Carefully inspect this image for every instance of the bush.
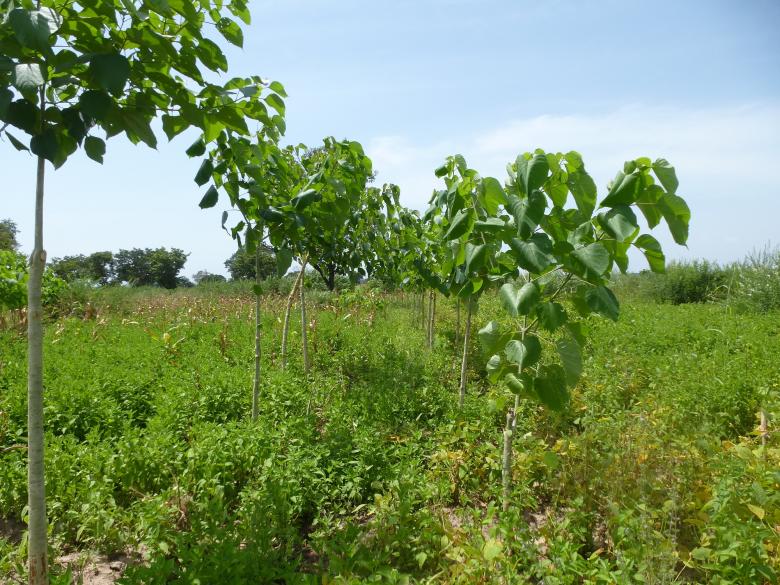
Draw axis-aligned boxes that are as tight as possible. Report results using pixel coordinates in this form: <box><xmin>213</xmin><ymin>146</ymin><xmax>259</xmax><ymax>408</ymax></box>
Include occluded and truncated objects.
<box><xmin>727</xmin><ymin>246</ymin><xmax>780</xmax><ymax>311</ymax></box>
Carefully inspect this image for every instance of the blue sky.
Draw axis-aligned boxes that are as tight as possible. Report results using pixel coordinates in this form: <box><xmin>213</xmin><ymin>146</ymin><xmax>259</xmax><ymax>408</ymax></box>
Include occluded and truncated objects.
<box><xmin>3</xmin><ymin>0</ymin><xmax>779</xmax><ymax>278</ymax></box>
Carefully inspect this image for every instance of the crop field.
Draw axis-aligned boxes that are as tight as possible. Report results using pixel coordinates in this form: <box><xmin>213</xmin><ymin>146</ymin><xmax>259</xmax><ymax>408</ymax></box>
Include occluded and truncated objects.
<box><xmin>1</xmin><ymin>287</ymin><xmax>778</xmax><ymax>584</ymax></box>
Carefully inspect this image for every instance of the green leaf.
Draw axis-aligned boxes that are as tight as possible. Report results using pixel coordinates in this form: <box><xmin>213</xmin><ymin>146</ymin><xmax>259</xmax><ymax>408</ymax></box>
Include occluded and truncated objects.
<box><xmin>534</xmin><ymin>364</ymin><xmax>569</xmax><ymax>411</ymax></box>
<box><xmin>597</xmin><ymin>206</ymin><xmax>638</xmax><ymax>242</ymax></box>
<box><xmin>657</xmin><ymin>193</ymin><xmax>690</xmax><ymax>245</ymax></box>
<box><xmin>482</xmin><ymin>539</ymin><xmax>502</xmax><ymax>562</ymax></box>
<box><xmin>84</xmin><ymin>136</ymin><xmax>105</xmax><ymax>163</ymax></box>
<box><xmin>634</xmin><ymin>234</ymin><xmax>665</xmax><ymax>273</ymax></box>
<box><xmin>516</xmin><ymin>153</ymin><xmax>549</xmax><ymax>195</ymax></box>
<box><xmin>507</xmin><ymin>190</ymin><xmax>547</xmax><ymax>239</ymax></box>
<box><xmin>30</xmin><ymin>128</ymin><xmax>58</xmax><ymax>162</ymax></box>
<box><xmin>194</xmin><ymin>159</ymin><xmax>213</xmax><ymax>186</ymax></box>
<box><xmin>478</xmin><ymin>321</ymin><xmax>506</xmax><ymax>355</ymax></box>
<box><xmin>5</xmin><ymin>99</ymin><xmax>38</xmax><ymax>133</ymax></box>
<box><xmin>13</xmin><ymin>63</ymin><xmax>45</xmax><ymax>93</ymax></box>
<box><xmin>536</xmin><ymin>302</ymin><xmax>567</xmax><ymax>332</ymax></box>
<box><xmin>481</xmin><ymin>176</ymin><xmax>505</xmax><ymax>215</ymax></box>
<box><xmin>505</xmin><ymin>335</ymin><xmax>542</xmax><ymax>372</ymax></box>
<box><xmin>120</xmin><ymin>109</ymin><xmax>157</xmax><ymax>148</ymax></box>
<box><xmin>584</xmin><ymin>285</ymin><xmax>619</xmax><ymax>321</ymax></box>
<box><xmin>571</xmin><ymin>242</ymin><xmax>609</xmax><ymax>279</ymax></box>
<box><xmin>5</xmin><ymin>131</ymin><xmax>29</xmax><ymax>151</ymax></box>
<box><xmin>9</xmin><ymin>8</ymin><xmax>53</xmax><ymax>51</ymax></box>
<box><xmin>78</xmin><ymin>91</ymin><xmax>113</xmax><ymax>121</ymax></box>
<box><xmin>186</xmin><ymin>138</ymin><xmax>206</xmax><ymax>157</ymax></box>
<box><xmin>89</xmin><ymin>54</ymin><xmax>131</xmax><ymax>95</ymax></box>
<box><xmin>509</xmin><ymin>233</ymin><xmax>556</xmax><ymax>274</ymax></box>
<box><xmin>276</xmin><ymin>248</ymin><xmax>293</xmax><ymax>277</ymax></box>
<box><xmin>199</xmin><ymin>185</ymin><xmax>218</xmax><ymax>209</ymax></box>
<box><xmin>567</xmin><ymin>167</ymin><xmax>597</xmax><ymax>219</ymax></box>
<box><xmin>291</xmin><ymin>188</ymin><xmax>321</xmax><ymax>210</ymax></box>
<box><xmin>216</xmin><ymin>17</ymin><xmax>244</xmax><ymax>47</ymax></box>
<box><xmin>499</xmin><ymin>281</ymin><xmax>539</xmax><ymax>317</ymax></box>
<box><xmin>443</xmin><ymin>208</ymin><xmax>473</xmax><ymax>241</ymax></box>
<box><xmin>486</xmin><ymin>354</ymin><xmax>506</xmax><ymax>383</ymax></box>
<box><xmin>556</xmin><ymin>337</ymin><xmax>582</xmax><ymax>386</ymax></box>
<box><xmin>265</xmin><ymin>93</ymin><xmax>285</xmax><ymax>116</ymax></box>
<box><xmin>601</xmin><ymin>170</ymin><xmax>641</xmax><ymax>207</ymax></box>
<box><xmin>652</xmin><ymin>158</ymin><xmax>678</xmax><ymax>193</ymax></box>
<box><xmin>464</xmin><ymin>243</ymin><xmax>487</xmax><ymax>274</ymax></box>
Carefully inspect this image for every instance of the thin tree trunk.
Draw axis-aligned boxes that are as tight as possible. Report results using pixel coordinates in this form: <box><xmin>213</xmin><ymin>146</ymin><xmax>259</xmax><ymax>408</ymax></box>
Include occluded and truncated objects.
<box><xmin>420</xmin><ymin>291</ymin><xmax>426</xmax><ymax>330</ymax></box>
<box><xmin>251</xmin><ymin>248</ymin><xmax>261</xmax><ymax>421</ymax></box>
<box><xmin>281</xmin><ymin>267</ymin><xmax>304</xmax><ymax>370</ymax></box>
<box><xmin>299</xmin><ymin>256</ymin><xmax>310</xmax><ymax>374</ymax></box>
<box><xmin>501</xmin><ymin>395</ymin><xmax>520</xmax><ymax>512</ymax></box>
<box><xmin>455</xmin><ymin>298</ymin><xmax>461</xmax><ymax>346</ymax></box>
<box><xmin>428</xmin><ymin>290</ymin><xmax>436</xmax><ymax>348</ymax></box>
<box><xmin>458</xmin><ymin>299</ymin><xmax>472</xmax><ymax>409</ymax></box>
<box><xmin>28</xmin><ymin>85</ymin><xmax>48</xmax><ymax>585</ymax></box>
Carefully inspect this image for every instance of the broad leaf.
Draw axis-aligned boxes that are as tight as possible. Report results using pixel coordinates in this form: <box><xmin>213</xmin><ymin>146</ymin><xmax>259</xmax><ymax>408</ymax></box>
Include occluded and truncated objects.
<box><xmin>89</xmin><ymin>54</ymin><xmax>131</xmax><ymax>95</ymax></box>
<box><xmin>199</xmin><ymin>185</ymin><xmax>219</xmax><ymax>209</ymax></box>
<box><xmin>584</xmin><ymin>285</ymin><xmax>619</xmax><ymax>321</ymax></box>
<box><xmin>597</xmin><ymin>206</ymin><xmax>638</xmax><ymax>242</ymax></box>
<box><xmin>84</xmin><ymin>136</ymin><xmax>106</xmax><ymax>163</ymax></box>
<box><xmin>516</xmin><ymin>153</ymin><xmax>549</xmax><ymax>196</ymax></box>
<box><xmin>536</xmin><ymin>302</ymin><xmax>567</xmax><ymax>332</ymax></box>
<box><xmin>534</xmin><ymin>364</ymin><xmax>569</xmax><ymax>410</ymax></box>
<box><xmin>556</xmin><ymin>337</ymin><xmax>582</xmax><ymax>386</ymax></box>
<box><xmin>571</xmin><ymin>242</ymin><xmax>609</xmax><ymax>279</ymax></box>
<box><xmin>509</xmin><ymin>233</ymin><xmax>556</xmax><ymax>274</ymax></box>
<box><xmin>13</xmin><ymin>63</ymin><xmax>45</xmax><ymax>93</ymax></box>
<box><xmin>499</xmin><ymin>281</ymin><xmax>539</xmax><ymax>317</ymax></box>
<box><xmin>652</xmin><ymin>158</ymin><xmax>678</xmax><ymax>193</ymax></box>
<box><xmin>481</xmin><ymin>176</ymin><xmax>505</xmax><ymax>215</ymax></box>
<box><xmin>194</xmin><ymin>159</ymin><xmax>213</xmax><ymax>186</ymax></box>
<box><xmin>505</xmin><ymin>335</ymin><xmax>542</xmax><ymax>372</ymax></box>
<box><xmin>443</xmin><ymin>208</ymin><xmax>474</xmax><ymax>240</ymax></box>
<box><xmin>507</xmin><ymin>190</ymin><xmax>546</xmax><ymax>239</ymax></box>
<box><xmin>601</xmin><ymin>170</ymin><xmax>641</xmax><ymax>207</ymax></box>
<box><xmin>657</xmin><ymin>193</ymin><xmax>690</xmax><ymax>245</ymax></box>
<box><xmin>634</xmin><ymin>234</ymin><xmax>665</xmax><ymax>273</ymax></box>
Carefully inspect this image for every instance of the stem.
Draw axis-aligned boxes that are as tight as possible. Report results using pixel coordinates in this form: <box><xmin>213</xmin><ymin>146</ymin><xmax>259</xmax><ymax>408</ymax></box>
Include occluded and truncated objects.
<box><xmin>501</xmin><ymin>395</ymin><xmax>520</xmax><ymax>512</ymax></box>
<box><xmin>300</xmin><ymin>256</ymin><xmax>310</xmax><ymax>374</ymax></box>
<box><xmin>455</xmin><ymin>298</ymin><xmax>461</xmax><ymax>346</ymax></box>
<box><xmin>281</xmin><ymin>267</ymin><xmax>304</xmax><ymax>370</ymax></box>
<box><xmin>458</xmin><ymin>299</ymin><xmax>473</xmax><ymax>409</ymax></box>
<box><xmin>251</xmin><ymin>247</ymin><xmax>261</xmax><ymax>421</ymax></box>
<box><xmin>427</xmin><ymin>290</ymin><xmax>435</xmax><ymax>348</ymax></box>
<box><xmin>28</xmin><ymin>84</ymin><xmax>48</xmax><ymax>585</ymax></box>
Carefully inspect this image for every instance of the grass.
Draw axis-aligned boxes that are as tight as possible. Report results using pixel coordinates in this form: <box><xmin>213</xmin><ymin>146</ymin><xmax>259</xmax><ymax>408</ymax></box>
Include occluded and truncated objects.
<box><xmin>0</xmin><ymin>286</ymin><xmax>778</xmax><ymax>583</ymax></box>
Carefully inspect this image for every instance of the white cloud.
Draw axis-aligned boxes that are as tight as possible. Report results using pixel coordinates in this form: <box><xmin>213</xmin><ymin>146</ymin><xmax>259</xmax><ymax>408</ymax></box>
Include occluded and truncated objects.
<box><xmin>367</xmin><ymin>103</ymin><xmax>780</xmax><ymax>263</ymax></box>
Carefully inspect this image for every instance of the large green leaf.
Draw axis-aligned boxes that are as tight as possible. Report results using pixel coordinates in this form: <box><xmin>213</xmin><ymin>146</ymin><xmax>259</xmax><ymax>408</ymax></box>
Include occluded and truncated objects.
<box><xmin>516</xmin><ymin>153</ymin><xmax>549</xmax><ymax>195</ymax></box>
<box><xmin>89</xmin><ymin>54</ymin><xmax>131</xmax><ymax>95</ymax></box>
<box><xmin>481</xmin><ymin>176</ymin><xmax>505</xmax><ymax>215</ymax></box>
<box><xmin>464</xmin><ymin>243</ymin><xmax>487</xmax><ymax>274</ymax></box>
<box><xmin>9</xmin><ymin>8</ymin><xmax>54</xmax><ymax>51</ymax></box>
<box><xmin>121</xmin><ymin>110</ymin><xmax>157</xmax><ymax>148</ymax></box>
<box><xmin>194</xmin><ymin>159</ymin><xmax>213</xmax><ymax>186</ymax></box>
<box><xmin>78</xmin><ymin>90</ymin><xmax>113</xmax><ymax>121</ymax></box>
<box><xmin>556</xmin><ymin>337</ymin><xmax>582</xmax><ymax>386</ymax></box>
<box><xmin>571</xmin><ymin>242</ymin><xmax>609</xmax><ymax>279</ymax></box>
<box><xmin>509</xmin><ymin>233</ymin><xmax>556</xmax><ymax>274</ymax></box>
<box><xmin>652</xmin><ymin>158</ymin><xmax>678</xmax><ymax>193</ymax></box>
<box><xmin>567</xmin><ymin>167</ymin><xmax>597</xmax><ymax>219</ymax></box>
<box><xmin>478</xmin><ymin>321</ymin><xmax>507</xmax><ymax>355</ymax></box>
<box><xmin>584</xmin><ymin>285</ymin><xmax>619</xmax><ymax>321</ymax></box>
<box><xmin>507</xmin><ymin>190</ymin><xmax>546</xmax><ymax>239</ymax></box>
<box><xmin>13</xmin><ymin>63</ymin><xmax>45</xmax><ymax>93</ymax></box>
<box><xmin>534</xmin><ymin>364</ymin><xmax>569</xmax><ymax>411</ymax></box>
<box><xmin>84</xmin><ymin>136</ymin><xmax>106</xmax><ymax>164</ymax></box>
<box><xmin>634</xmin><ymin>234</ymin><xmax>665</xmax><ymax>273</ymax></box>
<box><xmin>30</xmin><ymin>128</ymin><xmax>58</xmax><ymax>163</ymax></box>
<box><xmin>601</xmin><ymin>170</ymin><xmax>641</xmax><ymax>207</ymax></box>
<box><xmin>597</xmin><ymin>206</ymin><xmax>639</xmax><ymax>242</ymax></box>
<box><xmin>499</xmin><ymin>281</ymin><xmax>539</xmax><ymax>317</ymax></box>
<box><xmin>657</xmin><ymin>193</ymin><xmax>690</xmax><ymax>245</ymax></box>
<box><xmin>198</xmin><ymin>185</ymin><xmax>218</xmax><ymax>209</ymax></box>
<box><xmin>443</xmin><ymin>208</ymin><xmax>473</xmax><ymax>241</ymax></box>
<box><xmin>276</xmin><ymin>248</ymin><xmax>293</xmax><ymax>276</ymax></box>
<box><xmin>505</xmin><ymin>335</ymin><xmax>542</xmax><ymax>372</ymax></box>
<box><xmin>216</xmin><ymin>17</ymin><xmax>244</xmax><ymax>47</ymax></box>
<box><xmin>291</xmin><ymin>188</ymin><xmax>321</xmax><ymax>210</ymax></box>
<box><xmin>536</xmin><ymin>301</ymin><xmax>567</xmax><ymax>332</ymax></box>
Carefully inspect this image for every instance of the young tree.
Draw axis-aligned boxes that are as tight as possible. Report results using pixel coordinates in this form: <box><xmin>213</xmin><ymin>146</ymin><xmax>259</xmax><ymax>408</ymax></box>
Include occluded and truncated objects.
<box><xmin>0</xmin><ymin>2</ymin><xmax>282</xmax><ymax>581</ymax></box>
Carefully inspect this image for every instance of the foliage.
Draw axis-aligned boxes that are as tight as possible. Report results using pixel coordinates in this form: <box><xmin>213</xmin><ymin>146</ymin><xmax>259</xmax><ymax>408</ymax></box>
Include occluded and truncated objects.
<box><xmin>224</xmin><ymin>245</ymin><xmax>276</xmax><ymax>281</ymax></box>
<box><xmin>192</xmin><ymin>270</ymin><xmax>226</xmax><ymax>285</ymax></box>
<box><xmin>0</xmin><ymin>249</ymin><xmax>66</xmax><ymax>311</ymax></box>
<box><xmin>113</xmin><ymin>247</ymin><xmax>188</xmax><ymax>289</ymax></box>
<box><xmin>0</xmin><ymin>289</ymin><xmax>777</xmax><ymax>583</ymax></box>
<box><xmin>0</xmin><ymin>219</ymin><xmax>19</xmax><ymax>251</ymax></box>
<box><xmin>49</xmin><ymin>251</ymin><xmax>114</xmax><ymax>284</ymax></box>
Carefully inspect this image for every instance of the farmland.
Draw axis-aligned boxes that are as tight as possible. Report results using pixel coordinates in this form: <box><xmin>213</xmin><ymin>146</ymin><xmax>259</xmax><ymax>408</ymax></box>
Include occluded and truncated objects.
<box><xmin>1</xmin><ymin>285</ymin><xmax>778</xmax><ymax>583</ymax></box>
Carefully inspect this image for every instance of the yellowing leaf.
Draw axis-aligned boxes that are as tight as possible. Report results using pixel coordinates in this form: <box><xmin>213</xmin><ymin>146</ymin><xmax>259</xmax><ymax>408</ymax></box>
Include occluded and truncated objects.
<box><xmin>747</xmin><ymin>504</ymin><xmax>765</xmax><ymax>520</ymax></box>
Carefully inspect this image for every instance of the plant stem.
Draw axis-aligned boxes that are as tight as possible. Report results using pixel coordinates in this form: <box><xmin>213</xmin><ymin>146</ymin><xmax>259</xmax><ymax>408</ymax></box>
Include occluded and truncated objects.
<box><xmin>300</xmin><ymin>256</ymin><xmax>310</xmax><ymax>374</ymax></box>
<box><xmin>458</xmin><ymin>299</ymin><xmax>472</xmax><ymax>409</ymax></box>
<box><xmin>251</xmin><ymin>246</ymin><xmax>261</xmax><ymax>421</ymax></box>
<box><xmin>502</xmin><ymin>394</ymin><xmax>520</xmax><ymax>512</ymax></box>
<box><xmin>28</xmin><ymin>84</ymin><xmax>48</xmax><ymax>585</ymax></box>
<box><xmin>455</xmin><ymin>298</ymin><xmax>461</xmax><ymax>346</ymax></box>
<box><xmin>281</xmin><ymin>267</ymin><xmax>304</xmax><ymax>370</ymax></box>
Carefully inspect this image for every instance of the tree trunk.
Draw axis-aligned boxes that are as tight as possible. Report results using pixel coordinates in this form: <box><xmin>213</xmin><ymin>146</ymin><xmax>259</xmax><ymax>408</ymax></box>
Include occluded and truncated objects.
<box><xmin>28</xmin><ymin>102</ymin><xmax>48</xmax><ymax>585</ymax></box>
<box><xmin>427</xmin><ymin>290</ymin><xmax>436</xmax><ymax>348</ymax></box>
<box><xmin>458</xmin><ymin>299</ymin><xmax>472</xmax><ymax>409</ymax></box>
<box><xmin>300</xmin><ymin>257</ymin><xmax>310</xmax><ymax>374</ymax></box>
<box><xmin>455</xmin><ymin>298</ymin><xmax>461</xmax><ymax>346</ymax></box>
<box><xmin>420</xmin><ymin>291</ymin><xmax>426</xmax><ymax>330</ymax></box>
<box><xmin>281</xmin><ymin>267</ymin><xmax>304</xmax><ymax>370</ymax></box>
<box><xmin>502</xmin><ymin>395</ymin><xmax>520</xmax><ymax>511</ymax></box>
<box><xmin>251</xmin><ymin>247</ymin><xmax>261</xmax><ymax>421</ymax></box>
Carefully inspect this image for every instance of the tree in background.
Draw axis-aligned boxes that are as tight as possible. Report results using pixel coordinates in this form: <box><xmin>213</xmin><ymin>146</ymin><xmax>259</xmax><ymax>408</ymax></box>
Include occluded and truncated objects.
<box><xmin>49</xmin><ymin>251</ymin><xmax>114</xmax><ymax>284</ymax></box>
<box><xmin>0</xmin><ymin>219</ymin><xmax>19</xmax><ymax>251</ymax></box>
<box><xmin>114</xmin><ymin>248</ymin><xmax>188</xmax><ymax>289</ymax></box>
<box><xmin>193</xmin><ymin>270</ymin><xmax>227</xmax><ymax>284</ymax></box>
<box><xmin>224</xmin><ymin>245</ymin><xmax>276</xmax><ymax>280</ymax></box>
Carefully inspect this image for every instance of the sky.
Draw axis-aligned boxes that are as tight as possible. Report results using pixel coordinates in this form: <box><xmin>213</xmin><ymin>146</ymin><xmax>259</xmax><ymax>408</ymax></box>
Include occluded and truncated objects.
<box><xmin>3</xmin><ymin>0</ymin><xmax>780</xmax><ymax>278</ymax></box>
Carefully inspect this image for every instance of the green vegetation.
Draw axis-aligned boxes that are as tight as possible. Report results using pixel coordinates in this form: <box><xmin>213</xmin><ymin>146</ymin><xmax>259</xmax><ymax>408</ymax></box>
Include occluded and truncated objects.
<box><xmin>0</xmin><ymin>285</ymin><xmax>777</xmax><ymax>583</ymax></box>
